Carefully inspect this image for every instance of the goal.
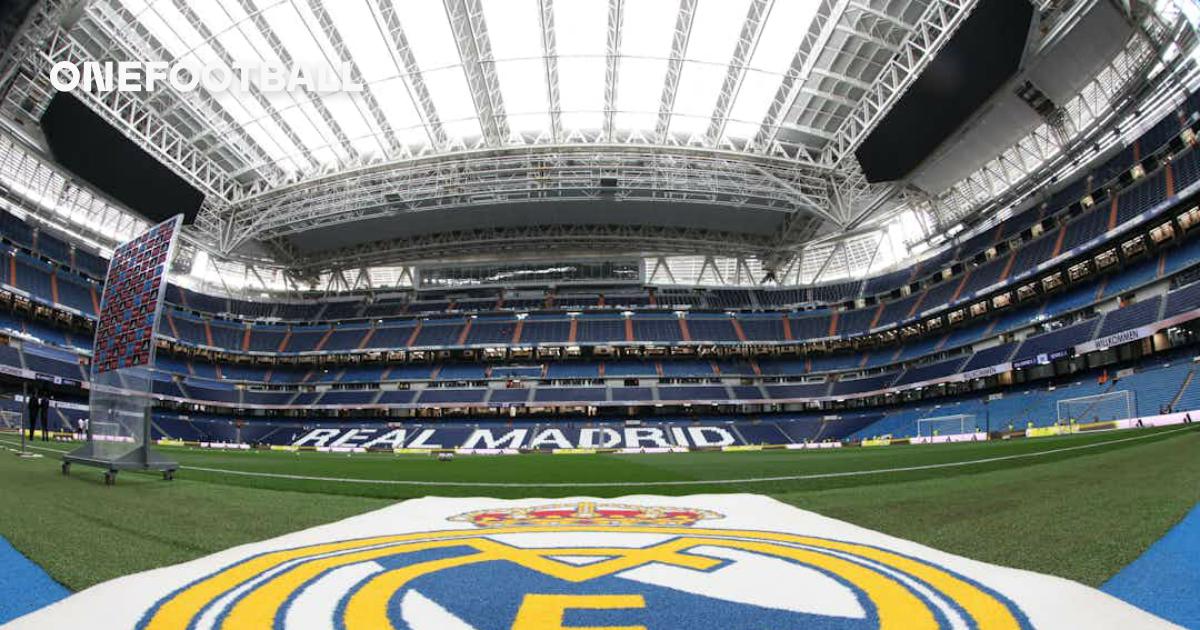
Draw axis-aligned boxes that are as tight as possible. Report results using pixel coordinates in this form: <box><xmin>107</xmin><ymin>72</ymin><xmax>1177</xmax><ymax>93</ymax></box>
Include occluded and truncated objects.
<box><xmin>0</xmin><ymin>409</ymin><xmax>20</xmax><ymax>430</ymax></box>
<box><xmin>1055</xmin><ymin>390</ymin><xmax>1135</xmax><ymax>425</ymax></box>
<box><xmin>916</xmin><ymin>414</ymin><xmax>978</xmax><ymax>437</ymax></box>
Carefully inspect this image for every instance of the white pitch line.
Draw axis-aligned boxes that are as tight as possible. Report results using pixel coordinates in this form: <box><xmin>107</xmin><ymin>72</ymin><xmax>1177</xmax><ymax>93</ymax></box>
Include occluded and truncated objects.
<box><xmin>5</xmin><ymin>426</ymin><xmax>1191</xmax><ymax>488</ymax></box>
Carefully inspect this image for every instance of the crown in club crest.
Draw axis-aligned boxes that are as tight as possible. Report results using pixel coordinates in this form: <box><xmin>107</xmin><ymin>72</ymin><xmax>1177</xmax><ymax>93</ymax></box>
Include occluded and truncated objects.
<box><xmin>449</xmin><ymin>502</ymin><xmax>723</xmax><ymax>528</ymax></box>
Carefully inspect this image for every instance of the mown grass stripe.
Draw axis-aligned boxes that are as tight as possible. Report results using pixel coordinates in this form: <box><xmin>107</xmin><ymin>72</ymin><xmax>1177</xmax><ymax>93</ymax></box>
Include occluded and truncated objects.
<box><xmin>5</xmin><ymin>426</ymin><xmax>1187</xmax><ymax>489</ymax></box>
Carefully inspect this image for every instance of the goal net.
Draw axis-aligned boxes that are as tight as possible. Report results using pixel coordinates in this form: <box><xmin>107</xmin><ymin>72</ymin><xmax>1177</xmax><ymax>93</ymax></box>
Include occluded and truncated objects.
<box><xmin>0</xmin><ymin>409</ymin><xmax>20</xmax><ymax>431</ymax></box>
<box><xmin>916</xmin><ymin>414</ymin><xmax>978</xmax><ymax>437</ymax></box>
<box><xmin>1055</xmin><ymin>390</ymin><xmax>1135</xmax><ymax>425</ymax></box>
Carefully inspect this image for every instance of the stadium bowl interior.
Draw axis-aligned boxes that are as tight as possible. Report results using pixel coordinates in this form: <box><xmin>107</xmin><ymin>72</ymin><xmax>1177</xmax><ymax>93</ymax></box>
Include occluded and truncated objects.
<box><xmin>0</xmin><ymin>0</ymin><xmax>1199</xmax><ymax>627</ymax></box>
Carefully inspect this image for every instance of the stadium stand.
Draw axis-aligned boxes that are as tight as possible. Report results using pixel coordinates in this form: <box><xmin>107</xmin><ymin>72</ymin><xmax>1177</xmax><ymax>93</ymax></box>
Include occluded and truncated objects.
<box><xmin>3</xmin><ymin>98</ymin><xmax>1200</xmax><ymax>447</ymax></box>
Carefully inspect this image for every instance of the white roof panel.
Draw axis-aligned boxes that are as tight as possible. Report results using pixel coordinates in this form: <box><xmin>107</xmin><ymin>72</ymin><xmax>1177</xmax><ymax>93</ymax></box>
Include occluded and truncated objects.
<box><xmin>98</xmin><ymin>0</ymin><xmax>835</xmax><ymax>181</ymax></box>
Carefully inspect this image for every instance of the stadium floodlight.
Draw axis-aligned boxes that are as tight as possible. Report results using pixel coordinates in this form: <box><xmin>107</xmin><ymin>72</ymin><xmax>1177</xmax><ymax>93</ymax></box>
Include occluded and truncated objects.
<box><xmin>916</xmin><ymin>414</ymin><xmax>978</xmax><ymax>438</ymax></box>
<box><xmin>1055</xmin><ymin>390</ymin><xmax>1136</xmax><ymax>426</ymax></box>
<box><xmin>62</xmin><ymin>216</ymin><xmax>184</xmax><ymax>485</ymax></box>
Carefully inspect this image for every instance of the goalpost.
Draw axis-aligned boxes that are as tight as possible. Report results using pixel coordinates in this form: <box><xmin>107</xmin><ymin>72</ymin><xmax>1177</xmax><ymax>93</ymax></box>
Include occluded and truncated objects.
<box><xmin>916</xmin><ymin>414</ymin><xmax>978</xmax><ymax>437</ymax></box>
<box><xmin>1055</xmin><ymin>390</ymin><xmax>1135</xmax><ymax>426</ymax></box>
<box><xmin>0</xmin><ymin>409</ymin><xmax>20</xmax><ymax>431</ymax></box>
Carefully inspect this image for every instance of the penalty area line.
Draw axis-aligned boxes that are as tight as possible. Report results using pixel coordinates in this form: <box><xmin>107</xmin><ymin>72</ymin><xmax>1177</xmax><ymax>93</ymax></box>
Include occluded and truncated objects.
<box><xmin>3</xmin><ymin>426</ymin><xmax>1190</xmax><ymax>488</ymax></box>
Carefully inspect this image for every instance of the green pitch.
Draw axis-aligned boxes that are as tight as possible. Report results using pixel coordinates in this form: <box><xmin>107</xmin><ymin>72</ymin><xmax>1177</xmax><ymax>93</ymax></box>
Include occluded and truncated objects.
<box><xmin>1</xmin><ymin>425</ymin><xmax>1197</xmax><ymax>593</ymax></box>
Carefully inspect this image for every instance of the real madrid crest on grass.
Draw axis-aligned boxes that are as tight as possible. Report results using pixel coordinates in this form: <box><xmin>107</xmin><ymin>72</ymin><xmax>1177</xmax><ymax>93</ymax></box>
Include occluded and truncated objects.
<box><xmin>8</xmin><ymin>495</ymin><xmax>1180</xmax><ymax>629</ymax></box>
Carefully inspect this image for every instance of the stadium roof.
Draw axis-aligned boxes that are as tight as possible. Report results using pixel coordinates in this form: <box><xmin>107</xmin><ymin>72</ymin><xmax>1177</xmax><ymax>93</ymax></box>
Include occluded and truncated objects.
<box><xmin>26</xmin><ymin>0</ymin><xmax>964</xmax><ymax>255</ymax></box>
<box><xmin>84</xmin><ymin>0</ymin><xmax>920</xmax><ymax>181</ymax></box>
<box><xmin>0</xmin><ymin>0</ymin><xmax>1195</xmax><ymax>292</ymax></box>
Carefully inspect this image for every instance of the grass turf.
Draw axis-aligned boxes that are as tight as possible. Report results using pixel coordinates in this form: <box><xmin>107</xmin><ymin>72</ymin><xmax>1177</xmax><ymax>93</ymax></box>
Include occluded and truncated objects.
<box><xmin>0</xmin><ymin>424</ymin><xmax>1196</xmax><ymax>592</ymax></box>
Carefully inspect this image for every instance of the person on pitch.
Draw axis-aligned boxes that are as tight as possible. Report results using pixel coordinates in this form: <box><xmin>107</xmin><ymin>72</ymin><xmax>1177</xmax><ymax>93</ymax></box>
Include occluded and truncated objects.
<box><xmin>36</xmin><ymin>389</ymin><xmax>50</xmax><ymax>441</ymax></box>
<box><xmin>35</xmin><ymin>391</ymin><xmax>50</xmax><ymax>439</ymax></box>
<box><xmin>26</xmin><ymin>390</ymin><xmax>37</xmax><ymax>441</ymax></box>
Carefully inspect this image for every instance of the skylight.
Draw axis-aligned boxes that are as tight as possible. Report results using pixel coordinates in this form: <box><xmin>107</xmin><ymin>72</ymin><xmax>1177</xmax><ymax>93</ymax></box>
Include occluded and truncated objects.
<box><xmin>113</xmin><ymin>0</ymin><xmax>823</xmax><ymax>176</ymax></box>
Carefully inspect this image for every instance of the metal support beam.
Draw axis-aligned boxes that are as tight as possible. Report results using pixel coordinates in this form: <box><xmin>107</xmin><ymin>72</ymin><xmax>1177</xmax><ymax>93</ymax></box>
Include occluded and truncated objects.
<box><xmin>707</xmin><ymin>0</ymin><xmax>771</xmax><ymax>144</ymax></box>
<box><xmin>752</xmin><ymin>164</ymin><xmax>844</xmax><ymax>227</ymax></box>
<box><xmin>88</xmin><ymin>1</ymin><xmax>283</xmax><ymax>183</ymax></box>
<box><xmin>163</xmin><ymin>0</ymin><xmax>319</xmax><ymax>174</ymax></box>
<box><xmin>287</xmin><ymin>223</ymin><xmax>773</xmax><ymax>273</ymax></box>
<box><xmin>537</xmin><ymin>0</ymin><xmax>562</xmax><ymax>143</ymax></box>
<box><xmin>848</xmin><ymin>1</ymin><xmax>914</xmax><ymax>32</ymax></box>
<box><xmin>234</xmin><ymin>0</ymin><xmax>359</xmax><ymax>164</ymax></box>
<box><xmin>38</xmin><ymin>30</ymin><xmax>240</xmax><ymax>201</ymax></box>
<box><xmin>834</xmin><ymin>22</ymin><xmax>901</xmax><ymax>52</ymax></box>
<box><xmin>655</xmin><ymin>0</ymin><xmax>698</xmax><ymax>143</ymax></box>
<box><xmin>210</xmin><ymin>145</ymin><xmax>830</xmax><ymax>253</ymax></box>
<box><xmin>443</xmin><ymin>0</ymin><xmax>509</xmax><ymax>145</ymax></box>
<box><xmin>603</xmin><ymin>0</ymin><xmax>624</xmax><ymax>142</ymax></box>
<box><xmin>755</xmin><ymin>0</ymin><xmax>851</xmax><ymax>149</ymax></box>
<box><xmin>781</xmin><ymin>122</ymin><xmax>837</xmax><ymax>141</ymax></box>
<box><xmin>305</xmin><ymin>0</ymin><xmax>403</xmax><ymax>158</ymax></box>
<box><xmin>809</xmin><ymin>67</ymin><xmax>872</xmax><ymax>91</ymax></box>
<box><xmin>799</xmin><ymin>85</ymin><xmax>858</xmax><ymax>109</ymax></box>
<box><xmin>0</xmin><ymin>0</ymin><xmax>74</xmax><ymax>110</ymax></box>
<box><xmin>372</xmin><ymin>0</ymin><xmax>449</xmax><ymax>149</ymax></box>
<box><xmin>930</xmin><ymin>27</ymin><xmax>1169</xmax><ymax>227</ymax></box>
<box><xmin>820</xmin><ymin>0</ymin><xmax>981</xmax><ymax>166</ymax></box>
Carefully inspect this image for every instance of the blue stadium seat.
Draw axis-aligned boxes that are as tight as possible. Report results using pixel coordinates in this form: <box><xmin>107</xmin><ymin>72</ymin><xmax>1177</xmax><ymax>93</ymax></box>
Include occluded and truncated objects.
<box><xmin>686</xmin><ymin>317</ymin><xmax>739</xmax><ymax>342</ymax></box>
<box><xmin>894</xmin><ymin>356</ymin><xmax>967</xmax><ymax>386</ymax></box>
<box><xmin>1013</xmin><ymin>319</ymin><xmax>1099</xmax><ymax>362</ymax></box>
<box><xmin>417</xmin><ymin>388</ymin><xmax>486</xmax><ymax>404</ymax></box>
<box><xmin>765</xmin><ymin>383</ymin><xmax>828</xmax><ymax>399</ymax></box>
<box><xmin>411</xmin><ymin>322</ymin><xmax>465</xmax><ymax>347</ymax></box>
<box><xmin>520</xmin><ymin>318</ymin><xmax>571</xmax><ymax>344</ymax></box>
<box><xmin>831</xmin><ymin>373</ymin><xmax>897</xmax><ymax>395</ymax></box>
<box><xmin>962</xmin><ymin>342</ymin><xmax>1018</xmax><ymax>371</ymax></box>
<box><xmin>546</xmin><ymin>362</ymin><xmax>599</xmax><ymax>379</ymax></box>
<box><xmin>738</xmin><ymin>316</ymin><xmax>786</xmax><ymax>342</ymax></box>
<box><xmin>657</xmin><ymin>386</ymin><xmax>729</xmax><ymax>401</ymax></box>
<box><xmin>1100</xmin><ymin>256</ymin><xmax>1159</xmax><ymax>298</ymax></box>
<box><xmin>464</xmin><ymin>319</ymin><xmax>519</xmax><ymax>345</ymax></box>
<box><xmin>322</xmin><ymin>326</ymin><xmax>370</xmax><ymax>352</ymax></box>
<box><xmin>864</xmin><ymin>269</ymin><xmax>911</xmax><ymax>295</ymax></box>
<box><xmin>1061</xmin><ymin>207</ymin><xmax>1110</xmax><ymax>252</ymax></box>
<box><xmin>837</xmin><ymin>309</ymin><xmax>875</xmax><ymax>337</ymax></box>
<box><xmin>575</xmin><ymin>318</ymin><xmax>625</xmax><ymax>344</ymax></box>
<box><xmin>659</xmin><ymin>361</ymin><xmax>715</xmax><ymax>377</ymax></box>
<box><xmin>605</xmin><ymin>361</ymin><xmax>658</xmax><ymax>377</ymax></box>
<box><xmin>437</xmin><ymin>364</ymin><xmax>487</xmax><ymax>380</ymax></box>
<box><xmin>789</xmin><ymin>313</ymin><xmax>831</xmax><ymax>340</ymax></box>
<box><xmin>1097</xmin><ymin>296</ymin><xmax>1163</xmax><ymax>337</ymax></box>
<box><xmin>285</xmin><ymin>327</ymin><xmax>329</xmax><ymax>352</ymax></box>
<box><xmin>631</xmin><ymin>316</ymin><xmax>682</xmax><ymax>342</ymax></box>
<box><xmin>533</xmin><ymin>387</ymin><xmax>607</xmax><ymax>403</ymax></box>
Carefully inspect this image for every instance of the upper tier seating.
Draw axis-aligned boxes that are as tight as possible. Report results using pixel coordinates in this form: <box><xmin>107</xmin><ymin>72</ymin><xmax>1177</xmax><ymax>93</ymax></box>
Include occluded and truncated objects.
<box><xmin>465</xmin><ymin>319</ymin><xmax>520</xmax><ymax>345</ymax></box>
<box><xmin>0</xmin><ymin>106</ymin><xmax>1192</xmax><ymax>339</ymax></box>
<box><xmin>685</xmin><ymin>316</ymin><xmax>739</xmax><ymax>342</ymax></box>
<box><xmin>520</xmin><ymin>318</ymin><xmax>571</xmax><ymax>344</ymax></box>
<box><xmin>1013</xmin><ymin>319</ymin><xmax>1099</xmax><ymax>363</ymax></box>
<box><xmin>962</xmin><ymin>342</ymin><xmax>1018</xmax><ymax>371</ymax></box>
<box><xmin>832</xmin><ymin>373</ymin><xmax>898</xmax><ymax>395</ymax></box>
<box><xmin>894</xmin><ymin>357</ymin><xmax>968</xmax><ymax>386</ymax></box>
<box><xmin>1097</xmin><ymin>296</ymin><xmax>1163</xmax><ymax>338</ymax></box>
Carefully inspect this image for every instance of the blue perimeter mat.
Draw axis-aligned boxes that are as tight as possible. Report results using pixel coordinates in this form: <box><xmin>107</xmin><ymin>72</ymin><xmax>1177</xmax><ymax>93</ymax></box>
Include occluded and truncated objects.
<box><xmin>1102</xmin><ymin>502</ymin><xmax>1200</xmax><ymax>628</ymax></box>
<box><xmin>0</xmin><ymin>535</ymin><xmax>69</xmax><ymax>625</ymax></box>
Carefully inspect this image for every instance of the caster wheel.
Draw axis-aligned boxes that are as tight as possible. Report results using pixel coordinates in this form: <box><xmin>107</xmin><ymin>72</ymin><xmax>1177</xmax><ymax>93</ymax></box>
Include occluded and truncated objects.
<box><xmin>163</xmin><ymin>469</ymin><xmax>175</xmax><ymax>481</ymax></box>
<box><xmin>104</xmin><ymin>471</ymin><xmax>116</xmax><ymax>486</ymax></box>
<box><xmin>61</xmin><ymin>462</ymin><xmax>70</xmax><ymax>476</ymax></box>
